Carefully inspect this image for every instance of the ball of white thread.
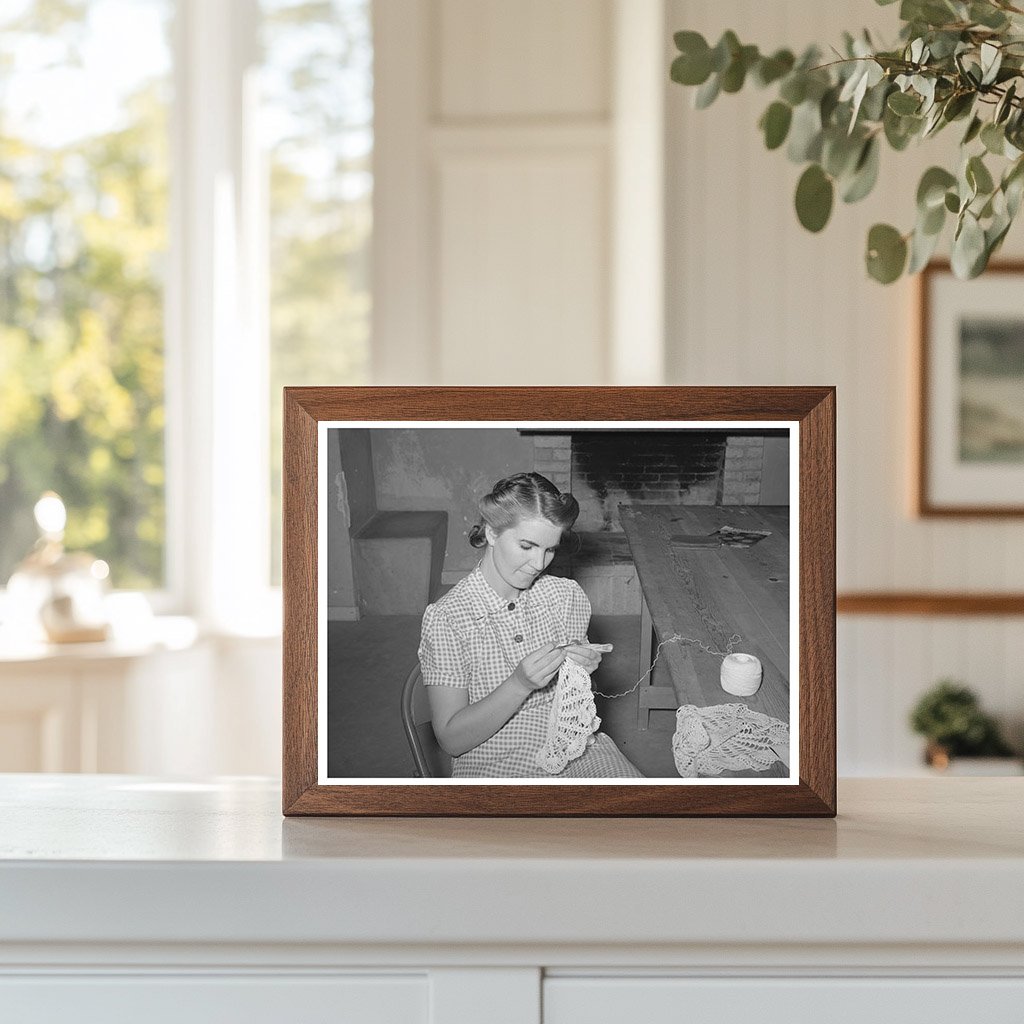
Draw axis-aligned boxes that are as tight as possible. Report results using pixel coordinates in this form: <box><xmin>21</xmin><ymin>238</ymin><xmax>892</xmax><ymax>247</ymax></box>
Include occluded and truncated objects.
<box><xmin>720</xmin><ymin>653</ymin><xmax>762</xmax><ymax>697</ymax></box>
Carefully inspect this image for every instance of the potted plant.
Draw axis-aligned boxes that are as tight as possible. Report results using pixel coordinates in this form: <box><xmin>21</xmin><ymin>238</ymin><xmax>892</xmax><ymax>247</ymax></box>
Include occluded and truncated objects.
<box><xmin>670</xmin><ymin>0</ymin><xmax>1024</xmax><ymax>283</ymax></box>
<box><xmin>909</xmin><ymin>679</ymin><xmax>1020</xmax><ymax>772</ymax></box>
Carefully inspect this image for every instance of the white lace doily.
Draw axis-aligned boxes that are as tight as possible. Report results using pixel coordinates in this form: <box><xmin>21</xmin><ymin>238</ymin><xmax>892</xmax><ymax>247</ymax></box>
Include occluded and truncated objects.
<box><xmin>672</xmin><ymin>703</ymin><xmax>789</xmax><ymax>777</ymax></box>
<box><xmin>534</xmin><ymin>657</ymin><xmax>601</xmax><ymax>775</ymax></box>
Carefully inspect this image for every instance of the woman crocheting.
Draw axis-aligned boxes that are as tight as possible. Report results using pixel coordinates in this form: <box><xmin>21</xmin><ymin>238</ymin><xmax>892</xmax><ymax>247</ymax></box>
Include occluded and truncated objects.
<box><xmin>418</xmin><ymin>472</ymin><xmax>644</xmax><ymax>778</ymax></box>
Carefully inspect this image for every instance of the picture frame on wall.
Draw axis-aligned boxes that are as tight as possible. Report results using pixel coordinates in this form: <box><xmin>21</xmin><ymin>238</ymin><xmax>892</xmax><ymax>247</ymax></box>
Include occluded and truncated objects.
<box><xmin>282</xmin><ymin>387</ymin><xmax>836</xmax><ymax>816</ymax></box>
<box><xmin>917</xmin><ymin>261</ymin><xmax>1024</xmax><ymax>517</ymax></box>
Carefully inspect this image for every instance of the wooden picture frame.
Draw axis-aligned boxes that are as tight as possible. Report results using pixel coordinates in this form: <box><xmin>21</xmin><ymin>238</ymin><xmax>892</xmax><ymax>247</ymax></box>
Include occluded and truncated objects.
<box><xmin>283</xmin><ymin>387</ymin><xmax>835</xmax><ymax>816</ymax></box>
<box><xmin>917</xmin><ymin>261</ymin><xmax>1024</xmax><ymax>517</ymax></box>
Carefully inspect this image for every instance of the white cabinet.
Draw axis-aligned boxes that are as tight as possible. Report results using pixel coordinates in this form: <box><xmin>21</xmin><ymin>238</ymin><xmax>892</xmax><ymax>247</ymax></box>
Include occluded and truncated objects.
<box><xmin>2</xmin><ymin>975</ymin><xmax>428</xmax><ymax>1024</ymax></box>
<box><xmin>1</xmin><ymin>777</ymin><xmax>1022</xmax><ymax>1023</ymax></box>
<box><xmin>0</xmin><ymin>637</ymin><xmax>210</xmax><ymax>773</ymax></box>
<box><xmin>545</xmin><ymin>977</ymin><xmax>1024</xmax><ymax>1023</ymax></box>
<box><xmin>0</xmin><ymin>626</ymin><xmax>281</xmax><ymax>776</ymax></box>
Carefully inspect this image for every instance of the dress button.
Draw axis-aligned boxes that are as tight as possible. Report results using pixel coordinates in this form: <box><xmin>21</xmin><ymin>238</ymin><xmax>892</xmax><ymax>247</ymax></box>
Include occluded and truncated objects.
<box><xmin>514</xmin><ymin>634</ymin><xmax>523</xmax><ymax>643</ymax></box>
<box><xmin>507</xmin><ymin>602</ymin><xmax>515</xmax><ymax>611</ymax></box>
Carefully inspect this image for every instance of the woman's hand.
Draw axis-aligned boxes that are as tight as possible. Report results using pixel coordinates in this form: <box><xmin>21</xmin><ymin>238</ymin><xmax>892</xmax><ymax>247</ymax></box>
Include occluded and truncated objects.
<box><xmin>513</xmin><ymin>642</ymin><xmax>565</xmax><ymax>692</ymax></box>
<box><xmin>564</xmin><ymin>644</ymin><xmax>603</xmax><ymax>674</ymax></box>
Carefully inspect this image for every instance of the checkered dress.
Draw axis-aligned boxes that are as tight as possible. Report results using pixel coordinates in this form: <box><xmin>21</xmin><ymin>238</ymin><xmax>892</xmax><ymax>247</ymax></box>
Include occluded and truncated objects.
<box><xmin>418</xmin><ymin>563</ymin><xmax>643</xmax><ymax>779</ymax></box>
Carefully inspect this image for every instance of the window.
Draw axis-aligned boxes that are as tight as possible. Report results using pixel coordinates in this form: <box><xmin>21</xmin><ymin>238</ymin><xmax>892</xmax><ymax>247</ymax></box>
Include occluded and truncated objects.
<box><xmin>0</xmin><ymin>0</ymin><xmax>373</xmax><ymax>624</ymax></box>
<box><xmin>261</xmin><ymin>0</ymin><xmax>373</xmax><ymax>583</ymax></box>
<box><xmin>0</xmin><ymin>0</ymin><xmax>172</xmax><ymax>589</ymax></box>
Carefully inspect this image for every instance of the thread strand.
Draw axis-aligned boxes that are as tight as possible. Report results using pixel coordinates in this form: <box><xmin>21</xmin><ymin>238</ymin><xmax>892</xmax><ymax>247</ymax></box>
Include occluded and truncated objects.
<box><xmin>591</xmin><ymin>633</ymin><xmax>742</xmax><ymax>700</ymax></box>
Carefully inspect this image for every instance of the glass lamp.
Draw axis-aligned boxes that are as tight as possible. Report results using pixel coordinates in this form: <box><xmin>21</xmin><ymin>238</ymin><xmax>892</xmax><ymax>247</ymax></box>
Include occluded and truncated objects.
<box><xmin>5</xmin><ymin>493</ymin><xmax>110</xmax><ymax>644</ymax></box>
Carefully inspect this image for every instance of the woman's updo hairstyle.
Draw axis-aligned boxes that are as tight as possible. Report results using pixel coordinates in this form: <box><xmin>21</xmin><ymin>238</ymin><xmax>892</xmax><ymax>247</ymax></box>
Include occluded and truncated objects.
<box><xmin>468</xmin><ymin>472</ymin><xmax>580</xmax><ymax>549</ymax></box>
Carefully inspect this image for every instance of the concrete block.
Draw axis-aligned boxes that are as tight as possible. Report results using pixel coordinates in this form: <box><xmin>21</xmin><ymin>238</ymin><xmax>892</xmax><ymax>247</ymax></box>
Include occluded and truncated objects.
<box><xmin>353</xmin><ymin>511</ymin><xmax>447</xmax><ymax>615</ymax></box>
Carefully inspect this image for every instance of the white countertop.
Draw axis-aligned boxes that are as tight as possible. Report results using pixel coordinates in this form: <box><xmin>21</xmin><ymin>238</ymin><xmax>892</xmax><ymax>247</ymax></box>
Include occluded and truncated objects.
<box><xmin>1</xmin><ymin>775</ymin><xmax>1022</xmax><ymax>953</ymax></box>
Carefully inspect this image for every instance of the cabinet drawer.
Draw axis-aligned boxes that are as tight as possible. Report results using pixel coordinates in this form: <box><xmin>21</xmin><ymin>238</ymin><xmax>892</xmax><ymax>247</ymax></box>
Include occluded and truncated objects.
<box><xmin>0</xmin><ymin>974</ymin><xmax>427</xmax><ymax>1024</ymax></box>
<box><xmin>545</xmin><ymin>977</ymin><xmax>1024</xmax><ymax>1023</ymax></box>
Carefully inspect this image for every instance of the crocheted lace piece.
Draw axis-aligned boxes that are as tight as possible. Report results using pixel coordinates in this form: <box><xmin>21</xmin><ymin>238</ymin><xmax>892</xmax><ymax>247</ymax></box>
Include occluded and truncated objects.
<box><xmin>672</xmin><ymin>703</ymin><xmax>789</xmax><ymax>777</ymax></box>
<box><xmin>534</xmin><ymin>656</ymin><xmax>601</xmax><ymax>774</ymax></box>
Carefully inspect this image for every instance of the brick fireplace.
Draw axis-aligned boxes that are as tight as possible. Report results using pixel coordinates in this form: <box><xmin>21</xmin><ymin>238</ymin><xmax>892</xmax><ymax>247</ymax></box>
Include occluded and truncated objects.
<box><xmin>530</xmin><ymin>430</ymin><xmax>770</xmax><ymax>531</ymax></box>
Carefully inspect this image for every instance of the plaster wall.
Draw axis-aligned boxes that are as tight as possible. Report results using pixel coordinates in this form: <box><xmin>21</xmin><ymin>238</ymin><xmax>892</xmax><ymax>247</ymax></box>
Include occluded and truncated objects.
<box><xmin>371</xmin><ymin>428</ymin><xmax>536</xmax><ymax>576</ymax></box>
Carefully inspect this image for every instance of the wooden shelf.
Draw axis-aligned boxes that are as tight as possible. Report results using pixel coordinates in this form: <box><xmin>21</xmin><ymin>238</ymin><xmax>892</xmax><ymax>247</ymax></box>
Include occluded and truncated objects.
<box><xmin>837</xmin><ymin>593</ymin><xmax>1024</xmax><ymax>616</ymax></box>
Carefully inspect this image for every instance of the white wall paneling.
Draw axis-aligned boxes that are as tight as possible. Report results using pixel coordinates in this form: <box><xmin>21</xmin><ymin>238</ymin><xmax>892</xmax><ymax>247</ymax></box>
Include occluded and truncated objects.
<box><xmin>437</xmin><ymin>0</ymin><xmax>610</xmax><ymax>120</ymax></box>
<box><xmin>371</xmin><ymin>0</ymin><xmax>436</xmax><ymax>384</ymax></box>
<box><xmin>436</xmin><ymin>144</ymin><xmax>608</xmax><ymax>384</ymax></box>
<box><xmin>665</xmin><ymin>0</ymin><xmax>1024</xmax><ymax>774</ymax></box>
<box><xmin>374</xmin><ymin>0</ymin><xmax>665</xmax><ymax>386</ymax></box>
<box><xmin>611</xmin><ymin>0</ymin><xmax>665</xmax><ymax>384</ymax></box>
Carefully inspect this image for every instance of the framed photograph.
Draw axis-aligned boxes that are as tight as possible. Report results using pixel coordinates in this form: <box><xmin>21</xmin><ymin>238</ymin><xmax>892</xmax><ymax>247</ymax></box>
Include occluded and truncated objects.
<box><xmin>283</xmin><ymin>387</ymin><xmax>835</xmax><ymax>816</ymax></box>
<box><xmin>917</xmin><ymin>261</ymin><xmax>1024</xmax><ymax>516</ymax></box>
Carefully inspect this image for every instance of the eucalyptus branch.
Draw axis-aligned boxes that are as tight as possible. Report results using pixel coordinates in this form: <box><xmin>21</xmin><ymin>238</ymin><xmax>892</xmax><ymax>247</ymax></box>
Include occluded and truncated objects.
<box><xmin>670</xmin><ymin>2</ymin><xmax>1024</xmax><ymax>283</ymax></box>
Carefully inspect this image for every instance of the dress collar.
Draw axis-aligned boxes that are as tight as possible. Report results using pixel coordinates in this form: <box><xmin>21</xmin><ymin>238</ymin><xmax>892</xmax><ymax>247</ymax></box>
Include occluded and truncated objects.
<box><xmin>467</xmin><ymin>560</ymin><xmax>528</xmax><ymax>614</ymax></box>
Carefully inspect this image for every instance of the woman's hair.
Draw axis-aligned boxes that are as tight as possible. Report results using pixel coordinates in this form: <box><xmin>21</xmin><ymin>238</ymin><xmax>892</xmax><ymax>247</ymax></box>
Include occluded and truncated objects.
<box><xmin>468</xmin><ymin>472</ymin><xmax>580</xmax><ymax>548</ymax></box>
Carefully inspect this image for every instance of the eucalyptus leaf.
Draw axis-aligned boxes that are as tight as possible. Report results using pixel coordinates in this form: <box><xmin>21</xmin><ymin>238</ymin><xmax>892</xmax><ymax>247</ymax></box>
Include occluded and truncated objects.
<box><xmin>926</xmin><ymin>30</ymin><xmax>963</xmax><ymax>60</ymax></box>
<box><xmin>754</xmin><ymin>49</ymin><xmax>795</xmax><ymax>87</ymax></box>
<box><xmin>820</xmin><ymin>85</ymin><xmax>841</xmax><ymax>126</ymax></box>
<box><xmin>1006</xmin><ymin>171</ymin><xmax>1024</xmax><ymax>218</ymax></box>
<box><xmin>888</xmin><ymin>90</ymin><xmax>921</xmax><ymax>115</ymax></box>
<box><xmin>822</xmin><ymin>128</ymin><xmax>864</xmax><ymax>178</ymax></box>
<box><xmin>967</xmin><ymin>154</ymin><xmax>994</xmax><ymax>196</ymax></box>
<box><xmin>944</xmin><ymin>190</ymin><xmax>960</xmax><ymax>213</ymax></box>
<box><xmin>866</xmin><ymin>223</ymin><xmax>907</xmax><ymax>283</ymax></box>
<box><xmin>980</xmin><ymin>42</ymin><xmax>1002</xmax><ymax>87</ymax></box>
<box><xmin>760</xmin><ymin>102</ymin><xmax>793</xmax><ymax>150</ymax></box>
<box><xmin>970</xmin><ymin>2</ymin><xmax>1009</xmax><ymax>30</ymax></box>
<box><xmin>839</xmin><ymin>62</ymin><xmax>869</xmax><ymax>104</ymax></box>
<box><xmin>962</xmin><ymin>115</ymin><xmax>983</xmax><ymax>145</ymax></box>
<box><xmin>779</xmin><ymin>73</ymin><xmax>807</xmax><ymax>106</ymax></box>
<box><xmin>861</xmin><ymin>79</ymin><xmax>892</xmax><ymax>122</ymax></box>
<box><xmin>958</xmin><ymin>158</ymin><xmax>978</xmax><ymax>207</ymax></box>
<box><xmin>694</xmin><ymin>73</ymin><xmax>721</xmax><ymax>109</ymax></box>
<box><xmin>1002</xmin><ymin>157</ymin><xmax>1024</xmax><ymax>216</ymax></box>
<box><xmin>921</xmin><ymin>200</ymin><xmax>946</xmax><ymax>235</ymax></box>
<box><xmin>674</xmin><ymin>29</ymin><xmax>707</xmax><ymax>53</ymax></box>
<box><xmin>913</xmin><ymin>75</ymin><xmax>937</xmax><ymax>112</ymax></box>
<box><xmin>787</xmin><ymin>100</ymin><xmax>824</xmax><ymax>162</ymax></box>
<box><xmin>981</xmin><ymin>122</ymin><xmax>1005</xmax><ymax>155</ymax></box>
<box><xmin>721</xmin><ymin>45</ymin><xmax>759</xmax><ymax>93</ymax></box>
<box><xmin>986</xmin><ymin>213</ymin><xmax>1012</xmax><ymax>260</ymax></box>
<box><xmin>917</xmin><ymin>166</ymin><xmax>957</xmax><ymax>210</ymax></box>
<box><xmin>710</xmin><ymin>31</ymin><xmax>740</xmax><ymax>73</ymax></box>
<box><xmin>995</xmin><ymin>82</ymin><xmax>1017</xmax><ymax>124</ymax></box>
<box><xmin>904</xmin><ymin>0</ymin><xmax>958</xmax><ymax>28</ymax></box>
<box><xmin>671</xmin><ymin>54</ymin><xmax>707</xmax><ymax>87</ymax></box>
<box><xmin>951</xmin><ymin>211</ymin><xmax>986</xmax><ymax>278</ymax></box>
<box><xmin>842</xmin><ymin>137</ymin><xmax>880</xmax><ymax>203</ymax></box>
<box><xmin>942</xmin><ymin>91</ymin><xmax>974</xmax><ymax>122</ymax></box>
<box><xmin>922</xmin><ymin>102</ymin><xmax>946</xmax><ymax>137</ymax></box>
<box><xmin>908</xmin><ymin>221</ymin><xmax>943</xmax><ymax>273</ymax></box>
<box><xmin>884</xmin><ymin>106</ymin><xmax>921</xmax><ymax>149</ymax></box>
<box><xmin>795</xmin><ymin>164</ymin><xmax>834</xmax><ymax>232</ymax></box>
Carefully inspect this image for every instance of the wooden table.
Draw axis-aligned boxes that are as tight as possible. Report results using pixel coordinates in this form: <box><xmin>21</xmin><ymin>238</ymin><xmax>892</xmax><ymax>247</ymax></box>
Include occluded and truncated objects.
<box><xmin>618</xmin><ymin>505</ymin><xmax>790</xmax><ymax>740</ymax></box>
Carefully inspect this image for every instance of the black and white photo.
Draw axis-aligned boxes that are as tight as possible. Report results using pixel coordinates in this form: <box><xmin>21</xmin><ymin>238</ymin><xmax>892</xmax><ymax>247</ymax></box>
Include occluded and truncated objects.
<box><xmin>319</xmin><ymin>422</ymin><xmax>796</xmax><ymax>784</ymax></box>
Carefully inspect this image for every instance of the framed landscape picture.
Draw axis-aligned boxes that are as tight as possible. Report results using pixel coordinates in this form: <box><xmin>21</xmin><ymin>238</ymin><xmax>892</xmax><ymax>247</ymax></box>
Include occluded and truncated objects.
<box><xmin>917</xmin><ymin>262</ymin><xmax>1024</xmax><ymax>516</ymax></box>
<box><xmin>282</xmin><ymin>387</ymin><xmax>836</xmax><ymax>816</ymax></box>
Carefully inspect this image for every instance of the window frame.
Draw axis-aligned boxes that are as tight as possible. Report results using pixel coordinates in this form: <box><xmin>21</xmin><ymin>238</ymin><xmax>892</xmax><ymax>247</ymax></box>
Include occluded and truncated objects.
<box><xmin>167</xmin><ymin>0</ymin><xmax>279</xmax><ymax>633</ymax></box>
